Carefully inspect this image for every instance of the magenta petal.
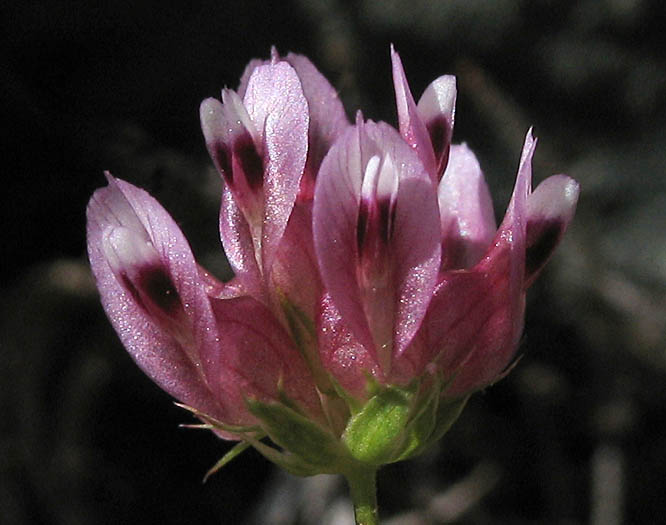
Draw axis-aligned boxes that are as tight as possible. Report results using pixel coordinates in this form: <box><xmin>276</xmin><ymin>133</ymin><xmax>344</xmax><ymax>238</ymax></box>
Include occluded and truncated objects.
<box><xmin>234</xmin><ymin>51</ymin><xmax>348</xmax><ymax>201</ymax></box>
<box><xmin>269</xmin><ymin>202</ymin><xmax>321</xmax><ymax>321</ymax></box>
<box><xmin>210</xmin><ymin>295</ymin><xmax>323</xmax><ymax>420</ymax></box>
<box><xmin>86</xmin><ymin>175</ymin><xmax>229</xmax><ymax>422</ymax></box>
<box><xmin>417</xmin><ymin>74</ymin><xmax>457</xmax><ymax>178</ymax></box>
<box><xmin>285</xmin><ymin>52</ymin><xmax>349</xmax><ymax>197</ymax></box>
<box><xmin>403</xmin><ymin>270</ymin><xmax>497</xmax><ymax>383</ymax></box>
<box><xmin>243</xmin><ymin>61</ymin><xmax>309</xmax><ymax>274</ymax></box>
<box><xmin>438</xmin><ymin>143</ymin><xmax>496</xmax><ymax>270</ymax></box>
<box><xmin>391</xmin><ymin>46</ymin><xmax>437</xmax><ymax>183</ymax></box>
<box><xmin>218</xmin><ymin>185</ymin><xmax>265</xmax><ymax>301</ymax></box>
<box><xmin>525</xmin><ymin>174</ymin><xmax>580</xmax><ymax>286</ymax></box>
<box><xmin>313</xmin><ymin>121</ymin><xmax>441</xmax><ymax>369</ymax></box>
<box><xmin>390</xmin><ymin>140</ymin><xmax>443</xmax><ymax>356</ymax></box>
<box><xmin>444</xmin><ymin>130</ymin><xmax>535</xmax><ymax>396</ymax></box>
<box><xmin>200</xmin><ymin>95</ymin><xmax>258</xmax><ymax>188</ymax></box>
<box><xmin>318</xmin><ymin>293</ymin><xmax>383</xmax><ymax>400</ymax></box>
<box><xmin>313</xmin><ymin>124</ymin><xmax>373</xmax><ymax>355</ymax></box>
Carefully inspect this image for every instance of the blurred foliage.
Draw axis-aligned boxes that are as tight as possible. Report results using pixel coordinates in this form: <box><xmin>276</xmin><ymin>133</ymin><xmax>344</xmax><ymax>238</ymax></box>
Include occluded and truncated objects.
<box><xmin>2</xmin><ymin>0</ymin><xmax>665</xmax><ymax>523</ymax></box>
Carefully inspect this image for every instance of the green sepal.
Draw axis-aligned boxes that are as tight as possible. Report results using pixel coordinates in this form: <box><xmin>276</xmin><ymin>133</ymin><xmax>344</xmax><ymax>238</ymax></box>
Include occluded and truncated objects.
<box><xmin>203</xmin><ymin>441</ymin><xmax>252</xmax><ymax>482</ymax></box>
<box><xmin>407</xmin><ymin>395</ymin><xmax>469</xmax><ymax>459</ymax></box>
<box><xmin>280</xmin><ymin>296</ymin><xmax>335</xmax><ymax>396</ymax></box>
<box><xmin>244</xmin><ymin>437</ymin><xmax>325</xmax><ymax>477</ymax></box>
<box><xmin>391</xmin><ymin>378</ymin><xmax>442</xmax><ymax>462</ymax></box>
<box><xmin>326</xmin><ymin>372</ymin><xmax>364</xmax><ymax>416</ymax></box>
<box><xmin>343</xmin><ymin>386</ymin><xmax>413</xmax><ymax>465</ymax></box>
<box><xmin>247</xmin><ymin>398</ymin><xmax>345</xmax><ymax>471</ymax></box>
<box><xmin>280</xmin><ymin>296</ymin><xmax>315</xmax><ymax>356</ymax></box>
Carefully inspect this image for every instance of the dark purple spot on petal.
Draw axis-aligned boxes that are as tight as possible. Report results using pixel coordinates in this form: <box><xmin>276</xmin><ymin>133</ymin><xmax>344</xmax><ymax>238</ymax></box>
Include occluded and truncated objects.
<box><xmin>440</xmin><ymin>229</ymin><xmax>468</xmax><ymax>271</ymax></box>
<box><xmin>356</xmin><ymin>196</ymin><xmax>394</xmax><ymax>256</ymax></box>
<box><xmin>234</xmin><ymin>134</ymin><xmax>264</xmax><ymax>191</ymax></box>
<box><xmin>140</xmin><ymin>266</ymin><xmax>181</xmax><ymax>314</ymax></box>
<box><xmin>526</xmin><ymin>218</ymin><xmax>563</xmax><ymax>279</ymax></box>
<box><xmin>426</xmin><ymin>115</ymin><xmax>451</xmax><ymax>175</ymax></box>
<box><xmin>120</xmin><ymin>273</ymin><xmax>142</xmax><ymax>306</ymax></box>
<box><xmin>121</xmin><ymin>265</ymin><xmax>181</xmax><ymax>316</ymax></box>
<box><xmin>212</xmin><ymin>141</ymin><xmax>233</xmax><ymax>185</ymax></box>
<box><xmin>357</xmin><ymin>199</ymin><xmax>369</xmax><ymax>253</ymax></box>
<box><xmin>377</xmin><ymin>197</ymin><xmax>393</xmax><ymax>244</ymax></box>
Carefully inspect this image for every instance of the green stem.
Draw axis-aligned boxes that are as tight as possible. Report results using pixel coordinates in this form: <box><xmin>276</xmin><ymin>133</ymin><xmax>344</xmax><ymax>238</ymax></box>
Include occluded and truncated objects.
<box><xmin>345</xmin><ymin>468</ymin><xmax>379</xmax><ymax>525</ymax></box>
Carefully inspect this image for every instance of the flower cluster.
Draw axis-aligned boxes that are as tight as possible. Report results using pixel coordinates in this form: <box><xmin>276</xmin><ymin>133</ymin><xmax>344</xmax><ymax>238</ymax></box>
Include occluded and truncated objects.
<box><xmin>87</xmin><ymin>47</ymin><xmax>578</xmax><ymax>478</ymax></box>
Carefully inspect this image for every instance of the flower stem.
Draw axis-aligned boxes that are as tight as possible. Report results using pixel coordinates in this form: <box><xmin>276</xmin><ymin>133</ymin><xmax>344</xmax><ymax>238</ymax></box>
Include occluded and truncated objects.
<box><xmin>345</xmin><ymin>468</ymin><xmax>379</xmax><ymax>525</ymax></box>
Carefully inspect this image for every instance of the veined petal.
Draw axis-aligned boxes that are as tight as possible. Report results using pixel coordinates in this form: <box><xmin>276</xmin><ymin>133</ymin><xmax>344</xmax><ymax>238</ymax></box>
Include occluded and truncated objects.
<box><xmin>402</xmin><ymin>270</ymin><xmax>497</xmax><ymax>383</ymax></box>
<box><xmin>210</xmin><ymin>295</ymin><xmax>323</xmax><ymax>422</ymax></box>
<box><xmin>444</xmin><ymin>130</ymin><xmax>535</xmax><ymax>396</ymax></box>
<box><xmin>525</xmin><ymin>174</ymin><xmax>580</xmax><ymax>286</ymax></box>
<box><xmin>269</xmin><ymin>201</ymin><xmax>321</xmax><ymax>322</ymax></box>
<box><xmin>313</xmin><ymin>120</ymin><xmax>441</xmax><ymax>372</ymax></box>
<box><xmin>243</xmin><ymin>61</ymin><xmax>309</xmax><ymax>275</ymax></box>
<box><xmin>268</xmin><ymin>202</ymin><xmax>329</xmax><ymax>392</ymax></box>
<box><xmin>318</xmin><ymin>293</ymin><xmax>383</xmax><ymax>400</ymax></box>
<box><xmin>313</xmin><ymin>122</ymin><xmax>372</xmax><ymax>355</ymax></box>
<box><xmin>390</xmin><ymin>138</ymin><xmax>443</xmax><ymax>356</ymax></box>
<box><xmin>86</xmin><ymin>175</ymin><xmax>230</xmax><ymax>423</ymax></box>
<box><xmin>417</xmin><ymin>74</ymin><xmax>457</xmax><ymax>179</ymax></box>
<box><xmin>391</xmin><ymin>45</ymin><xmax>437</xmax><ymax>183</ymax></box>
<box><xmin>438</xmin><ymin>143</ymin><xmax>496</xmax><ymax>270</ymax></box>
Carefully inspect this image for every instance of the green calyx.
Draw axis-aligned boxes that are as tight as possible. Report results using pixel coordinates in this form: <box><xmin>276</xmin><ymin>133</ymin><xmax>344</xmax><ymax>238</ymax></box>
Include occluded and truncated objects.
<box><xmin>194</xmin><ymin>372</ymin><xmax>469</xmax><ymax>480</ymax></box>
<box><xmin>343</xmin><ymin>386</ymin><xmax>412</xmax><ymax>464</ymax></box>
<box><xmin>342</xmin><ymin>379</ymin><xmax>469</xmax><ymax>466</ymax></box>
<box><xmin>246</xmin><ymin>397</ymin><xmax>347</xmax><ymax>475</ymax></box>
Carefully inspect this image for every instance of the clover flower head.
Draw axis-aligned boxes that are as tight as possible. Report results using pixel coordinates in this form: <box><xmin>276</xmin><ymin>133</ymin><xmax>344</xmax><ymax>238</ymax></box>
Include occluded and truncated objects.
<box><xmin>87</xmin><ymin>46</ymin><xmax>579</xmax><ymax>522</ymax></box>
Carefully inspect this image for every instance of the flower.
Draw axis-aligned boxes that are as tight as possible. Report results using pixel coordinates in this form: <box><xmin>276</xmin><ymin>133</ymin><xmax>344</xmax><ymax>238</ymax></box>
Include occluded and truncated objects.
<box><xmin>87</xmin><ymin>47</ymin><xmax>578</xmax><ymax>486</ymax></box>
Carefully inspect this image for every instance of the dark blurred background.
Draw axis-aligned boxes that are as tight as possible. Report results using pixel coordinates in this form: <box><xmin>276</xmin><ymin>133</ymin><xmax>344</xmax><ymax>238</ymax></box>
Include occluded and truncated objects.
<box><xmin>2</xmin><ymin>1</ymin><xmax>666</xmax><ymax>523</ymax></box>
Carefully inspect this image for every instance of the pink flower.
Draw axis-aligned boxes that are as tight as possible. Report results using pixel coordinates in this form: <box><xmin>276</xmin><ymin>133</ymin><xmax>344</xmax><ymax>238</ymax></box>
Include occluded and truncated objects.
<box><xmin>87</xmin><ymin>48</ymin><xmax>578</xmax><ymax>474</ymax></box>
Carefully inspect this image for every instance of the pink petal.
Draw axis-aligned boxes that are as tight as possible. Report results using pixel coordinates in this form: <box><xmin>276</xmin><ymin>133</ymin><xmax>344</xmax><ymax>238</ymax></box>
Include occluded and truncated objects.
<box><xmin>391</xmin><ymin>45</ymin><xmax>437</xmax><ymax>183</ymax></box>
<box><xmin>313</xmin><ymin>120</ymin><xmax>441</xmax><ymax>372</ymax></box>
<box><xmin>237</xmin><ymin>58</ymin><xmax>267</xmax><ymax>98</ymax></box>
<box><xmin>218</xmin><ymin>184</ymin><xmax>265</xmax><ymax>301</ymax></box>
<box><xmin>525</xmin><ymin>174</ymin><xmax>580</xmax><ymax>286</ymax></box>
<box><xmin>400</xmin><ymin>270</ymin><xmax>497</xmax><ymax>382</ymax></box>
<box><xmin>313</xmin><ymin>123</ymin><xmax>372</xmax><ymax>355</ymax></box>
<box><xmin>243</xmin><ymin>61</ymin><xmax>309</xmax><ymax>274</ymax></box>
<box><xmin>267</xmin><ymin>202</ymin><xmax>329</xmax><ymax>393</ymax></box>
<box><xmin>210</xmin><ymin>295</ymin><xmax>323</xmax><ymax>421</ymax></box>
<box><xmin>444</xmin><ymin>130</ymin><xmax>535</xmax><ymax>396</ymax></box>
<box><xmin>438</xmin><ymin>143</ymin><xmax>496</xmax><ymax>270</ymax></box>
<box><xmin>86</xmin><ymin>175</ymin><xmax>231</xmax><ymax>424</ymax></box>
<box><xmin>390</xmin><ymin>138</ymin><xmax>443</xmax><ymax>357</ymax></box>
<box><xmin>269</xmin><ymin>201</ymin><xmax>322</xmax><ymax>322</ymax></box>
<box><xmin>417</xmin><ymin>74</ymin><xmax>457</xmax><ymax>178</ymax></box>
<box><xmin>236</xmin><ymin>50</ymin><xmax>348</xmax><ymax>200</ymax></box>
<box><xmin>317</xmin><ymin>292</ymin><xmax>383</xmax><ymax>400</ymax></box>
<box><xmin>197</xmin><ymin>264</ymin><xmax>234</xmax><ymax>298</ymax></box>
<box><xmin>200</xmin><ymin>93</ymin><xmax>264</xmax><ymax>214</ymax></box>
<box><xmin>285</xmin><ymin>52</ymin><xmax>350</xmax><ymax>199</ymax></box>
